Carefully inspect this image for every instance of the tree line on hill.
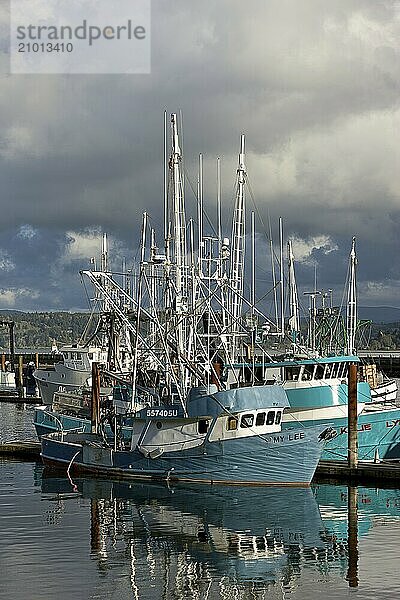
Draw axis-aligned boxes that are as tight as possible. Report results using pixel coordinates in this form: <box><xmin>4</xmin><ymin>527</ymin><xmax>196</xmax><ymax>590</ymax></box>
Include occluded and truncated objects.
<box><xmin>1</xmin><ymin>310</ymin><xmax>400</xmax><ymax>352</ymax></box>
<box><xmin>0</xmin><ymin>311</ymin><xmax>92</xmax><ymax>350</ymax></box>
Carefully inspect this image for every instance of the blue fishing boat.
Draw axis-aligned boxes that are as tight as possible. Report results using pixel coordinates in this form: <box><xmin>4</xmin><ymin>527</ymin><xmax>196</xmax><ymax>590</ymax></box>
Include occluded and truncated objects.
<box><xmin>231</xmin><ymin>352</ymin><xmax>400</xmax><ymax>460</ymax></box>
<box><xmin>34</xmin><ymin>384</ymin><xmax>131</xmax><ymax>438</ymax></box>
<box><xmin>41</xmin><ymin>385</ymin><xmax>333</xmax><ymax>485</ymax></box>
<box><xmin>37</xmin><ymin>114</ymin><xmax>400</xmax><ymax>472</ymax></box>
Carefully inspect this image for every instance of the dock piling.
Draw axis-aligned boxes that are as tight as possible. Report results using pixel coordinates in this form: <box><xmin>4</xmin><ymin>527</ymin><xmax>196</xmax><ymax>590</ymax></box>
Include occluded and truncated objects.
<box><xmin>348</xmin><ymin>363</ymin><xmax>358</xmax><ymax>470</ymax></box>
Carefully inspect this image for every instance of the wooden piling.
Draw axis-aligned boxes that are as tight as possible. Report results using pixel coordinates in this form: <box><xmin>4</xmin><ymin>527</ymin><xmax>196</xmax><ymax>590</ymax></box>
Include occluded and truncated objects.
<box><xmin>91</xmin><ymin>362</ymin><xmax>100</xmax><ymax>434</ymax></box>
<box><xmin>17</xmin><ymin>355</ymin><xmax>24</xmax><ymax>398</ymax></box>
<box><xmin>348</xmin><ymin>363</ymin><xmax>358</xmax><ymax>470</ymax></box>
<box><xmin>90</xmin><ymin>499</ymin><xmax>101</xmax><ymax>553</ymax></box>
<box><xmin>346</xmin><ymin>485</ymin><xmax>358</xmax><ymax>588</ymax></box>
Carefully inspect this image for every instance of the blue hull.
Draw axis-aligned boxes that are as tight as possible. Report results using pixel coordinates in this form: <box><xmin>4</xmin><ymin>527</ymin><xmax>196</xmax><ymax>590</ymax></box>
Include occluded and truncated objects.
<box><xmin>34</xmin><ymin>408</ymin><xmax>91</xmax><ymax>438</ymax></box>
<box><xmin>41</xmin><ymin>423</ymin><xmax>327</xmax><ymax>486</ymax></box>
<box><xmin>37</xmin><ymin>402</ymin><xmax>400</xmax><ymax>462</ymax></box>
<box><xmin>283</xmin><ymin>407</ymin><xmax>400</xmax><ymax>460</ymax></box>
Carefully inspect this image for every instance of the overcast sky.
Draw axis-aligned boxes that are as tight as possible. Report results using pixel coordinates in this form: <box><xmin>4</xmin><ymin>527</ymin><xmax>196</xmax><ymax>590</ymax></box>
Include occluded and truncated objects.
<box><xmin>0</xmin><ymin>0</ymin><xmax>399</xmax><ymax>312</ymax></box>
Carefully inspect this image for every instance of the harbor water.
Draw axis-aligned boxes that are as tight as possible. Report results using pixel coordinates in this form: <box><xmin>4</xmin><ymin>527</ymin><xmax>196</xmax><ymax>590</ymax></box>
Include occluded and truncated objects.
<box><xmin>1</xmin><ymin>403</ymin><xmax>400</xmax><ymax>599</ymax></box>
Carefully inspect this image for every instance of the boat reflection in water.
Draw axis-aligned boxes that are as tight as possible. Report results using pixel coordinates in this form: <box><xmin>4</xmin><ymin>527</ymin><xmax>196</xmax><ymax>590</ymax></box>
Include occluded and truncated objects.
<box><xmin>40</xmin><ymin>472</ymin><xmax>349</xmax><ymax>596</ymax></box>
<box><xmin>38</xmin><ymin>467</ymin><xmax>400</xmax><ymax>598</ymax></box>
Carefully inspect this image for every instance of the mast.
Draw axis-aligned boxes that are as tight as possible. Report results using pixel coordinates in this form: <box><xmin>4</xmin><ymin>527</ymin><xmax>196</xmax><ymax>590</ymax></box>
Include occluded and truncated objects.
<box><xmin>170</xmin><ymin>113</ymin><xmax>187</xmax><ymax>355</ymax></box>
<box><xmin>217</xmin><ymin>157</ymin><xmax>222</xmax><ymax>247</ymax></box>
<box><xmin>279</xmin><ymin>217</ymin><xmax>284</xmax><ymax>339</ymax></box>
<box><xmin>287</xmin><ymin>239</ymin><xmax>300</xmax><ymax>344</ymax></box>
<box><xmin>170</xmin><ymin>114</ymin><xmax>187</xmax><ymax>301</ymax></box>
<box><xmin>164</xmin><ymin>110</ymin><xmax>168</xmax><ymax>241</ymax></box>
<box><xmin>131</xmin><ymin>212</ymin><xmax>148</xmax><ymax>409</ymax></box>
<box><xmin>347</xmin><ymin>237</ymin><xmax>357</xmax><ymax>355</ymax></box>
<box><xmin>198</xmin><ymin>153</ymin><xmax>204</xmax><ymax>274</ymax></box>
<box><xmin>100</xmin><ymin>232</ymin><xmax>109</xmax><ymax>315</ymax></box>
<box><xmin>229</xmin><ymin>134</ymin><xmax>246</xmax><ymax>359</ymax></box>
<box><xmin>269</xmin><ymin>221</ymin><xmax>279</xmax><ymax>330</ymax></box>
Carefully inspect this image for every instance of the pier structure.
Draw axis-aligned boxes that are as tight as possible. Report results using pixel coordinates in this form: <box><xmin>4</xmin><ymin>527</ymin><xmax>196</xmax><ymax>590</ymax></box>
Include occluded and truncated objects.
<box><xmin>358</xmin><ymin>350</ymin><xmax>400</xmax><ymax>377</ymax></box>
<box><xmin>0</xmin><ymin>350</ymin><xmax>58</xmax><ymax>402</ymax></box>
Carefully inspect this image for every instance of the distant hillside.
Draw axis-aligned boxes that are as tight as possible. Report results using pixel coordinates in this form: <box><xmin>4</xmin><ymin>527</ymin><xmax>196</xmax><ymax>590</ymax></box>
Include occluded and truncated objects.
<box><xmin>0</xmin><ymin>311</ymin><xmax>92</xmax><ymax>350</ymax></box>
<box><xmin>358</xmin><ymin>306</ymin><xmax>400</xmax><ymax>323</ymax></box>
<box><xmin>1</xmin><ymin>307</ymin><xmax>400</xmax><ymax>351</ymax></box>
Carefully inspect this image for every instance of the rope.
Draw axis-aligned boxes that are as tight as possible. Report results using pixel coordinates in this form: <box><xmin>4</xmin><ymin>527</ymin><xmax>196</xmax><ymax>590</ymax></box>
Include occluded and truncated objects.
<box><xmin>66</xmin><ymin>449</ymin><xmax>80</xmax><ymax>492</ymax></box>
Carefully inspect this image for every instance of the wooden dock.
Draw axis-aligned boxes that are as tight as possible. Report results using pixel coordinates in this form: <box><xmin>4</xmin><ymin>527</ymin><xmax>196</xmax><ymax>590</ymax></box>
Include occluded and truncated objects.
<box><xmin>0</xmin><ymin>441</ymin><xmax>41</xmax><ymax>459</ymax></box>
<box><xmin>315</xmin><ymin>459</ymin><xmax>400</xmax><ymax>483</ymax></box>
<box><xmin>0</xmin><ymin>396</ymin><xmax>42</xmax><ymax>404</ymax></box>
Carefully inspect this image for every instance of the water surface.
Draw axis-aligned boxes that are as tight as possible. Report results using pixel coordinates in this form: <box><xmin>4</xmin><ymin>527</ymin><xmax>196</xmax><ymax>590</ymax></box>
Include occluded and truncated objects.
<box><xmin>1</xmin><ymin>403</ymin><xmax>400</xmax><ymax>599</ymax></box>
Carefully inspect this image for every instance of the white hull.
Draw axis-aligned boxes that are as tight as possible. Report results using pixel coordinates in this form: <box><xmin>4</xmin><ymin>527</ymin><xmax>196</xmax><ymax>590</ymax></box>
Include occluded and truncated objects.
<box><xmin>34</xmin><ymin>364</ymin><xmax>90</xmax><ymax>404</ymax></box>
<box><xmin>370</xmin><ymin>379</ymin><xmax>398</xmax><ymax>403</ymax></box>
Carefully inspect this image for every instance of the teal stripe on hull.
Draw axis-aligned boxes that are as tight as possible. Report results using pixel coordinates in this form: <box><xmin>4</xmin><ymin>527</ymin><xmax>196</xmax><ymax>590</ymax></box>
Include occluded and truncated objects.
<box><xmin>285</xmin><ymin>382</ymin><xmax>371</xmax><ymax>409</ymax></box>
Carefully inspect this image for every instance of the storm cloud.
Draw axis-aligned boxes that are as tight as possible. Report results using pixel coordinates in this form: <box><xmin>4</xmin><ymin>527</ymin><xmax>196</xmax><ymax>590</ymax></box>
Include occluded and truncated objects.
<box><xmin>0</xmin><ymin>0</ymin><xmax>399</xmax><ymax>310</ymax></box>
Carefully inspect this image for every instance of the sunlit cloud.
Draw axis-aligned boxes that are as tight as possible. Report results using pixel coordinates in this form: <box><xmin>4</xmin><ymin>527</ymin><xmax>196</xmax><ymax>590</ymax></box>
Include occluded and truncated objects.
<box><xmin>0</xmin><ymin>250</ymin><xmax>15</xmax><ymax>272</ymax></box>
<box><xmin>0</xmin><ymin>287</ymin><xmax>39</xmax><ymax>307</ymax></box>
<box><xmin>290</xmin><ymin>235</ymin><xmax>338</xmax><ymax>266</ymax></box>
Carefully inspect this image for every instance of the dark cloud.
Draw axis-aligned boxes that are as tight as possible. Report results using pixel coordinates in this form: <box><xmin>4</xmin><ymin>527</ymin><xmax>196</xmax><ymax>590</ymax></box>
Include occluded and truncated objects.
<box><xmin>0</xmin><ymin>0</ymin><xmax>399</xmax><ymax>309</ymax></box>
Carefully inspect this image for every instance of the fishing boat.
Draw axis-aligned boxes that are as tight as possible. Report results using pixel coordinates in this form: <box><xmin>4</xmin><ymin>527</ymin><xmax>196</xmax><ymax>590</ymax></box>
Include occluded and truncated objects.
<box><xmin>281</xmin><ymin>238</ymin><xmax>400</xmax><ymax>460</ymax></box>
<box><xmin>41</xmin><ymin>384</ymin><xmax>332</xmax><ymax>485</ymax></box>
<box><xmin>371</xmin><ymin>378</ymin><xmax>398</xmax><ymax>403</ymax></box>
<box><xmin>40</xmin><ymin>113</ymin><xmax>334</xmax><ymax>485</ymax></box>
<box><xmin>34</xmin><ymin>344</ymin><xmax>108</xmax><ymax>405</ymax></box>
<box><xmin>34</xmin><ymin>234</ymin><xmax>133</xmax><ymax>404</ymax></box>
<box><xmin>39</xmin><ymin>113</ymin><xmax>400</xmax><ymax>466</ymax></box>
<box><xmin>362</xmin><ymin>364</ymin><xmax>398</xmax><ymax>404</ymax></box>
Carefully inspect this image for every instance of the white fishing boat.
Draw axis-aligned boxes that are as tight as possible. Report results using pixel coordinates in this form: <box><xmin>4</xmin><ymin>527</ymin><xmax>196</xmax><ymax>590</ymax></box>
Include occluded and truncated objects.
<box><xmin>34</xmin><ymin>234</ymin><xmax>133</xmax><ymax>404</ymax></box>
<box><xmin>34</xmin><ymin>344</ymin><xmax>108</xmax><ymax>405</ymax></box>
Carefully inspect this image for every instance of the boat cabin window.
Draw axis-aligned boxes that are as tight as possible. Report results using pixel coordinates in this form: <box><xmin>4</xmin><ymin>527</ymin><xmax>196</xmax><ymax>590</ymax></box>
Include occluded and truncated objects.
<box><xmin>329</xmin><ymin>363</ymin><xmax>339</xmax><ymax>378</ymax></box>
<box><xmin>198</xmin><ymin>419</ymin><xmax>209</xmax><ymax>434</ymax></box>
<box><xmin>227</xmin><ymin>417</ymin><xmax>238</xmax><ymax>431</ymax></box>
<box><xmin>275</xmin><ymin>411</ymin><xmax>282</xmax><ymax>425</ymax></box>
<box><xmin>285</xmin><ymin>367</ymin><xmax>300</xmax><ymax>381</ymax></box>
<box><xmin>266</xmin><ymin>410</ymin><xmax>275</xmax><ymax>425</ymax></box>
<box><xmin>301</xmin><ymin>365</ymin><xmax>314</xmax><ymax>381</ymax></box>
<box><xmin>315</xmin><ymin>364</ymin><xmax>325</xmax><ymax>380</ymax></box>
<box><xmin>240</xmin><ymin>414</ymin><xmax>254</xmax><ymax>428</ymax></box>
<box><xmin>256</xmin><ymin>412</ymin><xmax>266</xmax><ymax>426</ymax></box>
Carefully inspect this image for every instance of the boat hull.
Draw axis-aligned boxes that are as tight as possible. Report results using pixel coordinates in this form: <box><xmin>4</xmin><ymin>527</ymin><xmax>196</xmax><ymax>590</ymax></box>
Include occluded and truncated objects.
<box><xmin>370</xmin><ymin>379</ymin><xmax>398</xmax><ymax>403</ymax></box>
<box><xmin>285</xmin><ymin>381</ymin><xmax>371</xmax><ymax>409</ymax></box>
<box><xmin>284</xmin><ymin>406</ymin><xmax>400</xmax><ymax>460</ymax></box>
<box><xmin>41</xmin><ymin>423</ymin><xmax>328</xmax><ymax>486</ymax></box>
<box><xmin>34</xmin><ymin>365</ymin><xmax>90</xmax><ymax>404</ymax></box>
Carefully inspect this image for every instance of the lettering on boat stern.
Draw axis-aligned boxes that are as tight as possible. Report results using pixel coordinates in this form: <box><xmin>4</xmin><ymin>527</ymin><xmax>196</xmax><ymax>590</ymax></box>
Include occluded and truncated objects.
<box><xmin>338</xmin><ymin>419</ymin><xmax>400</xmax><ymax>435</ymax></box>
<box><xmin>338</xmin><ymin>423</ymin><xmax>372</xmax><ymax>435</ymax></box>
